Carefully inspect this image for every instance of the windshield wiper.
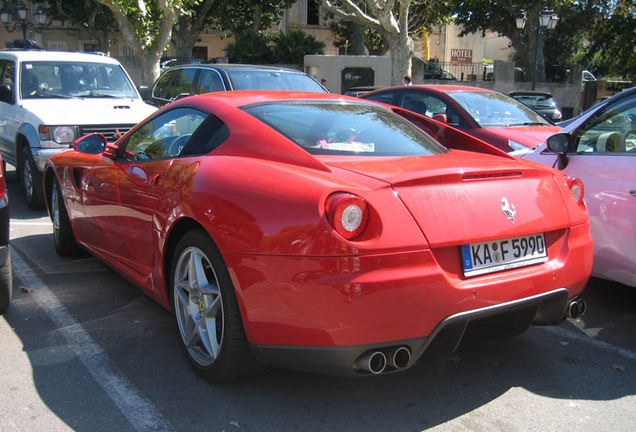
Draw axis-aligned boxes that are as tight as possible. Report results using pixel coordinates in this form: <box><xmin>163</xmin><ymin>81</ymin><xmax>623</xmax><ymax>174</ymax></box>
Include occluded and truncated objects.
<box><xmin>28</xmin><ymin>92</ymin><xmax>78</xmax><ymax>99</ymax></box>
<box><xmin>82</xmin><ymin>92</ymin><xmax>128</xmax><ymax>99</ymax></box>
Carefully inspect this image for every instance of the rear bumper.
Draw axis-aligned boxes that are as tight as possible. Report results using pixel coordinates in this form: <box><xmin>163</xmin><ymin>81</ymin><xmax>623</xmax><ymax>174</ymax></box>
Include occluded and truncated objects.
<box><xmin>252</xmin><ymin>288</ymin><xmax>571</xmax><ymax>376</ymax></box>
<box><xmin>226</xmin><ymin>223</ymin><xmax>592</xmax><ymax>375</ymax></box>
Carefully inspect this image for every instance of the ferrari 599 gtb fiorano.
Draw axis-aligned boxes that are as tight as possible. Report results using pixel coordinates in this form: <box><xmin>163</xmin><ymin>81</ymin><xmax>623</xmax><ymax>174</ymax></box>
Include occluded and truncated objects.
<box><xmin>44</xmin><ymin>91</ymin><xmax>593</xmax><ymax>382</ymax></box>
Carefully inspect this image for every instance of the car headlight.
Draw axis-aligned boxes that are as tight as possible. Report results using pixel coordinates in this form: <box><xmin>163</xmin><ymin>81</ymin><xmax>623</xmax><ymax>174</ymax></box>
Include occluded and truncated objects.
<box><xmin>508</xmin><ymin>140</ymin><xmax>528</xmax><ymax>151</ymax></box>
<box><xmin>39</xmin><ymin>125</ymin><xmax>78</xmax><ymax>144</ymax></box>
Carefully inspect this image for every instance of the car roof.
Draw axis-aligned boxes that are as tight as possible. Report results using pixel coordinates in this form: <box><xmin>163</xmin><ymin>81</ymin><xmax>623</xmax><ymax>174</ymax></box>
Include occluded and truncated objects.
<box><xmin>0</xmin><ymin>49</ymin><xmax>121</xmax><ymax>64</ymax></box>
<box><xmin>164</xmin><ymin>63</ymin><xmax>306</xmax><ymax>74</ymax></box>
<box><xmin>370</xmin><ymin>84</ymin><xmax>497</xmax><ymax>94</ymax></box>
<box><xmin>171</xmin><ymin>90</ymin><xmax>372</xmax><ymax>109</ymax></box>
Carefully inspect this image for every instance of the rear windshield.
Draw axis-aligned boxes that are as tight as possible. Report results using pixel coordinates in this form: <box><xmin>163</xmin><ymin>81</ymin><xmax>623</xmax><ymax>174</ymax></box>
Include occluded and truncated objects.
<box><xmin>228</xmin><ymin>70</ymin><xmax>326</xmax><ymax>92</ymax></box>
<box><xmin>243</xmin><ymin>101</ymin><xmax>448</xmax><ymax>156</ymax></box>
<box><xmin>449</xmin><ymin>91</ymin><xmax>549</xmax><ymax>127</ymax></box>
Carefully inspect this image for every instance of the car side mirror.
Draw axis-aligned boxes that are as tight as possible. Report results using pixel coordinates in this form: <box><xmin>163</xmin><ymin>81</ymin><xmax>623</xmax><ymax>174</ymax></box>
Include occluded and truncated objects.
<box><xmin>432</xmin><ymin>113</ymin><xmax>448</xmax><ymax>124</ymax></box>
<box><xmin>547</xmin><ymin>133</ymin><xmax>572</xmax><ymax>169</ymax></box>
<box><xmin>75</xmin><ymin>133</ymin><xmax>107</xmax><ymax>155</ymax></box>
<box><xmin>546</xmin><ymin>133</ymin><xmax>572</xmax><ymax>154</ymax></box>
<box><xmin>0</xmin><ymin>84</ymin><xmax>13</xmax><ymax>104</ymax></box>
<box><xmin>137</xmin><ymin>85</ymin><xmax>150</xmax><ymax>101</ymax></box>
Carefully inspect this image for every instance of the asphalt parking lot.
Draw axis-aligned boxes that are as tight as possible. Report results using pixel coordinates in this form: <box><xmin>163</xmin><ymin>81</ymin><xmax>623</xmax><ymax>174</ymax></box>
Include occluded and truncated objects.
<box><xmin>1</xmin><ymin>168</ymin><xmax>634</xmax><ymax>432</ymax></box>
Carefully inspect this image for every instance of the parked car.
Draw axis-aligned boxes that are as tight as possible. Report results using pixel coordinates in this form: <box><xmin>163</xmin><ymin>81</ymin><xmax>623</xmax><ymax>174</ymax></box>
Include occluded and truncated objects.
<box><xmin>361</xmin><ymin>85</ymin><xmax>561</xmax><ymax>152</ymax></box>
<box><xmin>516</xmin><ymin>86</ymin><xmax>636</xmax><ymax>287</ymax></box>
<box><xmin>422</xmin><ymin>61</ymin><xmax>456</xmax><ymax>80</ymax></box>
<box><xmin>0</xmin><ymin>156</ymin><xmax>12</xmax><ymax>313</ymax></box>
<box><xmin>0</xmin><ymin>50</ymin><xmax>156</xmax><ymax>210</ymax></box>
<box><xmin>44</xmin><ymin>91</ymin><xmax>592</xmax><ymax>381</ymax></box>
<box><xmin>147</xmin><ymin>63</ymin><xmax>327</xmax><ymax>106</ymax></box>
<box><xmin>509</xmin><ymin>91</ymin><xmax>563</xmax><ymax>122</ymax></box>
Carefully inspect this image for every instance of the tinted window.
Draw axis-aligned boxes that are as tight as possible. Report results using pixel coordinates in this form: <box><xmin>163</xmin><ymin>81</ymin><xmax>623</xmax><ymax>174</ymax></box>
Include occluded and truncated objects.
<box><xmin>363</xmin><ymin>91</ymin><xmax>395</xmax><ymax>105</ymax></box>
<box><xmin>153</xmin><ymin>68</ymin><xmax>197</xmax><ymax>101</ymax></box>
<box><xmin>244</xmin><ymin>102</ymin><xmax>448</xmax><ymax>157</ymax></box>
<box><xmin>397</xmin><ymin>92</ymin><xmax>463</xmax><ymax>127</ymax></box>
<box><xmin>341</xmin><ymin>67</ymin><xmax>374</xmax><ymax>94</ymax></box>
<box><xmin>20</xmin><ymin>61</ymin><xmax>137</xmax><ymax>99</ymax></box>
<box><xmin>228</xmin><ymin>70</ymin><xmax>325</xmax><ymax>92</ymax></box>
<box><xmin>0</xmin><ymin>60</ymin><xmax>15</xmax><ymax>103</ymax></box>
<box><xmin>122</xmin><ymin>108</ymin><xmax>208</xmax><ymax>161</ymax></box>
<box><xmin>195</xmin><ymin>69</ymin><xmax>225</xmax><ymax>94</ymax></box>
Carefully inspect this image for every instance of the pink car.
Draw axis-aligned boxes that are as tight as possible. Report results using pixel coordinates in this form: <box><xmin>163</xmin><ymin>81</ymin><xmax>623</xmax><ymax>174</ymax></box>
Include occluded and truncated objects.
<box><xmin>517</xmin><ymin>87</ymin><xmax>636</xmax><ymax>287</ymax></box>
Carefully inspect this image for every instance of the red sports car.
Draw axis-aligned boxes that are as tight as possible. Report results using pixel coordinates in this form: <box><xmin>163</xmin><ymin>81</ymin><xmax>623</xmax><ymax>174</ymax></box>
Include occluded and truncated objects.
<box><xmin>44</xmin><ymin>91</ymin><xmax>593</xmax><ymax>382</ymax></box>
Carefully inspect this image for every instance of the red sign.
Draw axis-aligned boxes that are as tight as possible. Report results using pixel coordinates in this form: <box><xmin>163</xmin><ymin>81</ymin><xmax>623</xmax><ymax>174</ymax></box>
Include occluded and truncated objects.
<box><xmin>451</xmin><ymin>49</ymin><xmax>473</xmax><ymax>63</ymax></box>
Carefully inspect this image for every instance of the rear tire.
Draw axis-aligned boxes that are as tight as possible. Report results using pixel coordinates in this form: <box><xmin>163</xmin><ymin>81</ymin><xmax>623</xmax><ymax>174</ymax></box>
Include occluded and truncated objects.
<box><xmin>170</xmin><ymin>229</ymin><xmax>260</xmax><ymax>382</ymax></box>
<box><xmin>51</xmin><ymin>179</ymin><xmax>80</xmax><ymax>256</ymax></box>
<box><xmin>0</xmin><ymin>253</ymin><xmax>12</xmax><ymax>313</ymax></box>
<box><xmin>19</xmin><ymin>146</ymin><xmax>45</xmax><ymax>210</ymax></box>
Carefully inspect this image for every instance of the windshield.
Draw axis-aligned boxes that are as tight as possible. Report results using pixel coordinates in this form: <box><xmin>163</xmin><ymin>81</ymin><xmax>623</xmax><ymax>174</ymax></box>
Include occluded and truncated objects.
<box><xmin>243</xmin><ymin>101</ymin><xmax>448</xmax><ymax>157</ymax></box>
<box><xmin>450</xmin><ymin>91</ymin><xmax>549</xmax><ymax>127</ymax></box>
<box><xmin>20</xmin><ymin>61</ymin><xmax>138</xmax><ymax>99</ymax></box>
<box><xmin>228</xmin><ymin>70</ymin><xmax>326</xmax><ymax>92</ymax></box>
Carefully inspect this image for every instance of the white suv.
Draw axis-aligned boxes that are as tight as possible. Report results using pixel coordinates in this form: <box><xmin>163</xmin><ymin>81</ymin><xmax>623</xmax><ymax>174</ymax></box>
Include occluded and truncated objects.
<box><xmin>0</xmin><ymin>50</ymin><xmax>156</xmax><ymax>209</ymax></box>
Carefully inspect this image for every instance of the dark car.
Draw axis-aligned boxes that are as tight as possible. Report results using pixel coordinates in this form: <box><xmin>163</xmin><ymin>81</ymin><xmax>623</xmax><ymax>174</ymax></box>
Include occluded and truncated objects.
<box><xmin>0</xmin><ymin>158</ymin><xmax>12</xmax><ymax>313</ymax></box>
<box><xmin>148</xmin><ymin>63</ymin><xmax>327</xmax><ymax>106</ymax></box>
<box><xmin>361</xmin><ymin>85</ymin><xmax>560</xmax><ymax>152</ymax></box>
<box><xmin>343</xmin><ymin>86</ymin><xmax>385</xmax><ymax>97</ymax></box>
<box><xmin>509</xmin><ymin>91</ymin><xmax>563</xmax><ymax>122</ymax></box>
<box><xmin>422</xmin><ymin>61</ymin><xmax>456</xmax><ymax>80</ymax></box>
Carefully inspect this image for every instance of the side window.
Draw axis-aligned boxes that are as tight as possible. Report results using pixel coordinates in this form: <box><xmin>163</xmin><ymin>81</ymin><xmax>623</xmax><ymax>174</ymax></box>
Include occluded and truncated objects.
<box><xmin>0</xmin><ymin>60</ymin><xmax>16</xmax><ymax>103</ymax></box>
<box><xmin>122</xmin><ymin>108</ymin><xmax>208</xmax><ymax>161</ymax></box>
<box><xmin>195</xmin><ymin>69</ymin><xmax>225</xmax><ymax>94</ymax></box>
<box><xmin>181</xmin><ymin>115</ymin><xmax>230</xmax><ymax>156</ymax></box>
<box><xmin>575</xmin><ymin>97</ymin><xmax>636</xmax><ymax>153</ymax></box>
<box><xmin>153</xmin><ymin>68</ymin><xmax>196</xmax><ymax>101</ymax></box>
<box><xmin>152</xmin><ymin>70</ymin><xmax>176</xmax><ymax>100</ymax></box>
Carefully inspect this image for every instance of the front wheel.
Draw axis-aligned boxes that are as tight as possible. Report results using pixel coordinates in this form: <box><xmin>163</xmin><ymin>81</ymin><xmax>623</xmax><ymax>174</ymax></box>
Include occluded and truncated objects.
<box><xmin>171</xmin><ymin>230</ymin><xmax>259</xmax><ymax>382</ymax></box>
<box><xmin>19</xmin><ymin>146</ymin><xmax>45</xmax><ymax>210</ymax></box>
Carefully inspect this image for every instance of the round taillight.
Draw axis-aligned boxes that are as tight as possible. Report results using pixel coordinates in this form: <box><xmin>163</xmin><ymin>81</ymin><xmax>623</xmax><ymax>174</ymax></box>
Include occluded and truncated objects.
<box><xmin>325</xmin><ymin>193</ymin><xmax>369</xmax><ymax>240</ymax></box>
<box><xmin>567</xmin><ymin>177</ymin><xmax>585</xmax><ymax>206</ymax></box>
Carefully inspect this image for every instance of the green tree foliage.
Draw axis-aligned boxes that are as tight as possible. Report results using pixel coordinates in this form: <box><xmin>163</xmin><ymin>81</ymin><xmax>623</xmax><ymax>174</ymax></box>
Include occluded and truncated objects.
<box><xmin>212</xmin><ymin>0</ymin><xmax>296</xmax><ymax>35</ymax></box>
<box><xmin>224</xmin><ymin>30</ymin><xmax>273</xmax><ymax>64</ymax></box>
<box><xmin>225</xmin><ymin>30</ymin><xmax>326</xmax><ymax>65</ymax></box>
<box><xmin>36</xmin><ymin>0</ymin><xmax>116</xmax><ymax>53</ymax></box>
<box><xmin>582</xmin><ymin>0</ymin><xmax>635</xmax><ymax>80</ymax></box>
<box><xmin>272</xmin><ymin>30</ymin><xmax>325</xmax><ymax>66</ymax></box>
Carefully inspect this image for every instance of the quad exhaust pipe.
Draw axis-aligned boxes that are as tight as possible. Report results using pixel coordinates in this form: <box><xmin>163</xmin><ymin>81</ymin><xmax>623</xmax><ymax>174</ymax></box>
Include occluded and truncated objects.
<box><xmin>354</xmin><ymin>346</ymin><xmax>412</xmax><ymax>375</ymax></box>
<box><xmin>566</xmin><ymin>297</ymin><xmax>587</xmax><ymax>319</ymax></box>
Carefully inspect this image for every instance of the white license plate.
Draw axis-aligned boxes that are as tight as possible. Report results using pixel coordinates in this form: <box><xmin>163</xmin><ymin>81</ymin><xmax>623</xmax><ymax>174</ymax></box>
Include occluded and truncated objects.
<box><xmin>461</xmin><ymin>233</ymin><xmax>548</xmax><ymax>277</ymax></box>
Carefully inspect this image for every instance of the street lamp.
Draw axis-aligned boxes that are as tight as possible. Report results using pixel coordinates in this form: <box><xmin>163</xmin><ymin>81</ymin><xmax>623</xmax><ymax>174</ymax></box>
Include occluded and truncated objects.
<box><xmin>515</xmin><ymin>8</ymin><xmax>559</xmax><ymax>90</ymax></box>
<box><xmin>1</xmin><ymin>1</ymin><xmax>47</xmax><ymax>43</ymax></box>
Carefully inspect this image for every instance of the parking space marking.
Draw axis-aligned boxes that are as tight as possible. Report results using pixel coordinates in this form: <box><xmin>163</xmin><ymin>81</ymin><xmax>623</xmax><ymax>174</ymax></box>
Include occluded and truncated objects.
<box><xmin>10</xmin><ymin>221</ymin><xmax>52</xmax><ymax>226</ymax></box>
<box><xmin>12</xmin><ymin>249</ymin><xmax>174</xmax><ymax>432</ymax></box>
<box><xmin>542</xmin><ymin>325</ymin><xmax>636</xmax><ymax>362</ymax></box>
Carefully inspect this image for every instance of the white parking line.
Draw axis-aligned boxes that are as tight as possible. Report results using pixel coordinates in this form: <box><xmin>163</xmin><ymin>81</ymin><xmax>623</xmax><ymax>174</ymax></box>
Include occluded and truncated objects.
<box><xmin>10</xmin><ymin>221</ymin><xmax>52</xmax><ymax>226</ymax></box>
<box><xmin>541</xmin><ymin>325</ymin><xmax>636</xmax><ymax>362</ymax></box>
<box><xmin>12</xmin><ymin>249</ymin><xmax>174</xmax><ymax>432</ymax></box>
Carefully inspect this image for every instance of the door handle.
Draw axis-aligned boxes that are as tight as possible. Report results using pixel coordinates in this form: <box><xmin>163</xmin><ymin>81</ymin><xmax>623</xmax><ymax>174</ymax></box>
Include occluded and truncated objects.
<box><xmin>152</xmin><ymin>174</ymin><xmax>161</xmax><ymax>185</ymax></box>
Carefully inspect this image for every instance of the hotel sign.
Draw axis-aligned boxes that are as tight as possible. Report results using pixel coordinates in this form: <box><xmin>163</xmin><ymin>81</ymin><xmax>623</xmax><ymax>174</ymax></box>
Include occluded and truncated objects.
<box><xmin>451</xmin><ymin>49</ymin><xmax>473</xmax><ymax>63</ymax></box>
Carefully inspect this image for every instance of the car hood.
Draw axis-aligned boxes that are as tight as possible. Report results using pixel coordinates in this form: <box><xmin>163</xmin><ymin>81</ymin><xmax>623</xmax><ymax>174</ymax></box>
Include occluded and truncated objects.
<box><xmin>325</xmin><ymin>150</ymin><xmax>573</xmax><ymax>246</ymax></box>
<box><xmin>21</xmin><ymin>98</ymin><xmax>157</xmax><ymax>125</ymax></box>
<box><xmin>474</xmin><ymin>125</ymin><xmax>560</xmax><ymax>149</ymax></box>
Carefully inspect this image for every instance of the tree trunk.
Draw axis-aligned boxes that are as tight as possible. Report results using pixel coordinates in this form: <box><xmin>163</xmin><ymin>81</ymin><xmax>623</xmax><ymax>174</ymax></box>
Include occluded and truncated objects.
<box><xmin>140</xmin><ymin>51</ymin><xmax>162</xmax><ymax>88</ymax></box>
<box><xmin>388</xmin><ymin>34</ymin><xmax>412</xmax><ymax>86</ymax></box>
<box><xmin>350</xmin><ymin>23</ymin><xmax>366</xmax><ymax>55</ymax></box>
